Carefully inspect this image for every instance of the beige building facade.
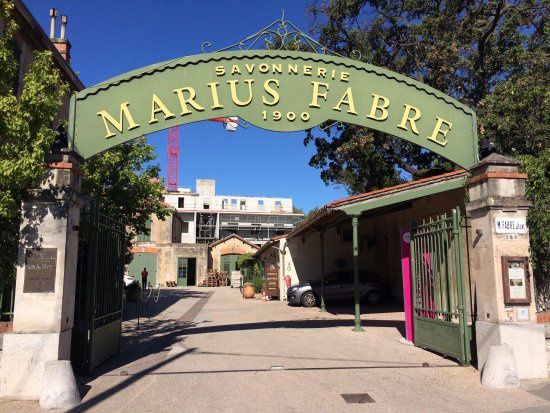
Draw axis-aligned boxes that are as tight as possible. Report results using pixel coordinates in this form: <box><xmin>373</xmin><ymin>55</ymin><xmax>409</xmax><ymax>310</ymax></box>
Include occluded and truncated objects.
<box><xmin>209</xmin><ymin>234</ymin><xmax>259</xmax><ymax>273</ymax></box>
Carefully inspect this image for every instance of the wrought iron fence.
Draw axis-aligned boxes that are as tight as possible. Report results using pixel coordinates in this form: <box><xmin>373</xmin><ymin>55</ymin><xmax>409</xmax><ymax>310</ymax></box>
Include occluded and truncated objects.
<box><xmin>71</xmin><ymin>199</ymin><xmax>125</xmax><ymax>375</ymax></box>
<box><xmin>0</xmin><ymin>229</ymin><xmax>17</xmax><ymax>322</ymax></box>
<box><xmin>410</xmin><ymin>208</ymin><xmax>472</xmax><ymax>365</ymax></box>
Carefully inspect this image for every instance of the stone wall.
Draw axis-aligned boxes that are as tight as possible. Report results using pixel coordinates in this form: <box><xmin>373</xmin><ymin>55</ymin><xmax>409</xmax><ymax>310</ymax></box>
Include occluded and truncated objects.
<box><xmin>210</xmin><ymin>236</ymin><xmax>259</xmax><ymax>271</ymax></box>
<box><xmin>156</xmin><ymin>244</ymin><xmax>208</xmax><ymax>286</ymax></box>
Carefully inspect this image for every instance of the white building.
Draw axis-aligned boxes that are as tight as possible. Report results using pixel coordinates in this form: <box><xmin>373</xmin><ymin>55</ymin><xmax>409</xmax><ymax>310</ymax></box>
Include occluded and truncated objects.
<box><xmin>163</xmin><ymin>179</ymin><xmax>303</xmax><ymax>246</ymax></box>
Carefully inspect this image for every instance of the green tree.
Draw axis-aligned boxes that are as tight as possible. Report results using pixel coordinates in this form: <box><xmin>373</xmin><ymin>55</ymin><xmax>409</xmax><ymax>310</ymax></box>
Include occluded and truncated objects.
<box><xmin>0</xmin><ymin>0</ymin><xmax>67</xmax><ymax>282</ymax></box>
<box><xmin>81</xmin><ymin>138</ymin><xmax>171</xmax><ymax>261</ymax></box>
<box><xmin>305</xmin><ymin>0</ymin><xmax>546</xmax><ymax>190</ymax></box>
<box><xmin>306</xmin><ymin>0</ymin><xmax>549</xmax><ymax>301</ymax></box>
<box><xmin>518</xmin><ymin>151</ymin><xmax>549</xmax><ymax>309</ymax></box>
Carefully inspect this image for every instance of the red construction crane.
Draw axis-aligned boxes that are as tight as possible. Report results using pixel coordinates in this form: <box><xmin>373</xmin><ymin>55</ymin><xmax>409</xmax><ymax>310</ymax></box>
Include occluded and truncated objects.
<box><xmin>166</xmin><ymin>118</ymin><xmax>240</xmax><ymax>192</ymax></box>
<box><xmin>166</xmin><ymin>126</ymin><xmax>179</xmax><ymax>192</ymax></box>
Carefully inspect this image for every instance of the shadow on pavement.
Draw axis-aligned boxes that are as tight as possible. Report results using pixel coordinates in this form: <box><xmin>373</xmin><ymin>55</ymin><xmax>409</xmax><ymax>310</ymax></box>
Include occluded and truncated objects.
<box><xmin>71</xmin><ymin>348</ymin><xmax>196</xmax><ymax>413</ymax></box>
<box><xmin>74</xmin><ymin>289</ymin><xmax>212</xmax><ymax>404</ymax></box>
<box><xmin>123</xmin><ymin>288</ymin><xmax>211</xmax><ymax>322</ymax></box>
<box><xmin>179</xmin><ymin>317</ymin><xmax>406</xmax><ymax>337</ymax></box>
<box><xmin>322</xmin><ymin>301</ymin><xmax>404</xmax><ymax>315</ymax></box>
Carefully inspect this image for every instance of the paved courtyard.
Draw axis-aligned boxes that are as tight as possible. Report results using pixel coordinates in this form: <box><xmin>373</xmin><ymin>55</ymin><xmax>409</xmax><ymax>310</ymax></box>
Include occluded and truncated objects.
<box><xmin>1</xmin><ymin>286</ymin><xmax>549</xmax><ymax>412</ymax></box>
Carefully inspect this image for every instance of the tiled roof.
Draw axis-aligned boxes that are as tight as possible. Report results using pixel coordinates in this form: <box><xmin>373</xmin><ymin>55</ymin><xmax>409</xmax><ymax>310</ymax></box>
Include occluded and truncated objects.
<box><xmin>289</xmin><ymin>170</ymin><xmax>467</xmax><ymax>238</ymax></box>
<box><xmin>209</xmin><ymin>233</ymin><xmax>260</xmax><ymax>250</ymax></box>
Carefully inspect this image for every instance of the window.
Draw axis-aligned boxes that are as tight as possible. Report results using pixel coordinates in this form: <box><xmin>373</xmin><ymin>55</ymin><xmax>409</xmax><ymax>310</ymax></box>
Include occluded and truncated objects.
<box><xmin>177</xmin><ymin>257</ymin><xmax>188</xmax><ymax>279</ymax></box>
<box><xmin>182</xmin><ymin>222</ymin><xmax>189</xmax><ymax>233</ymax></box>
<box><xmin>137</xmin><ymin>220</ymin><xmax>152</xmax><ymax>242</ymax></box>
<box><xmin>203</xmin><ymin>203</ymin><xmax>210</xmax><ymax>209</ymax></box>
<box><xmin>240</xmin><ymin>200</ymin><xmax>246</xmax><ymax>210</ymax></box>
<box><xmin>258</xmin><ymin>200</ymin><xmax>264</xmax><ymax>206</ymax></box>
<box><xmin>178</xmin><ymin>197</ymin><xmax>184</xmax><ymax>208</ymax></box>
<box><xmin>222</xmin><ymin>199</ymin><xmax>228</xmax><ymax>209</ymax></box>
<box><xmin>275</xmin><ymin>200</ymin><xmax>282</xmax><ymax>206</ymax></box>
<box><xmin>231</xmin><ymin>199</ymin><xmax>237</xmax><ymax>205</ymax></box>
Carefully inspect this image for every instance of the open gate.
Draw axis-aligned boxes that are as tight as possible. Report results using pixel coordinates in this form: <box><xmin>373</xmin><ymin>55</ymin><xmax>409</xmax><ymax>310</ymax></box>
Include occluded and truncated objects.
<box><xmin>71</xmin><ymin>199</ymin><xmax>125</xmax><ymax>375</ymax></box>
<box><xmin>410</xmin><ymin>208</ymin><xmax>472</xmax><ymax>365</ymax></box>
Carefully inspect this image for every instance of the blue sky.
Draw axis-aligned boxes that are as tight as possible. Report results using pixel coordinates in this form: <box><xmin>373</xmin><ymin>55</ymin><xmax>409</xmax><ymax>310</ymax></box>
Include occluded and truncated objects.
<box><xmin>24</xmin><ymin>0</ymin><xmax>349</xmax><ymax>212</ymax></box>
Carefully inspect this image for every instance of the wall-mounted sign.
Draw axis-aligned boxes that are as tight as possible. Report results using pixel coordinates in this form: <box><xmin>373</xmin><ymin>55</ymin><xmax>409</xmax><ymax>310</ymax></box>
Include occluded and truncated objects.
<box><xmin>504</xmin><ymin>306</ymin><xmax>514</xmax><ymax>323</ymax></box>
<box><xmin>501</xmin><ymin>256</ymin><xmax>531</xmax><ymax>305</ymax></box>
<box><xmin>495</xmin><ymin>217</ymin><xmax>527</xmax><ymax>234</ymax></box>
<box><xmin>70</xmin><ymin>50</ymin><xmax>478</xmax><ymax>169</ymax></box>
<box><xmin>517</xmin><ymin>306</ymin><xmax>530</xmax><ymax>322</ymax></box>
<box><xmin>23</xmin><ymin>248</ymin><xmax>57</xmax><ymax>293</ymax></box>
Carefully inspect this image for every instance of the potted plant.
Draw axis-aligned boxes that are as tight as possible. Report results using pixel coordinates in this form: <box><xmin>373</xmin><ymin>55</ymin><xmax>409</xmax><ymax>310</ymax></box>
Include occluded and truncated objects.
<box><xmin>125</xmin><ymin>280</ymin><xmax>141</xmax><ymax>303</ymax></box>
<box><xmin>243</xmin><ymin>282</ymin><xmax>255</xmax><ymax>299</ymax></box>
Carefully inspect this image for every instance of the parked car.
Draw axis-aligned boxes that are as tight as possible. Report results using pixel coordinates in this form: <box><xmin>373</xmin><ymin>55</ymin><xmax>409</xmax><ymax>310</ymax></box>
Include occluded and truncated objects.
<box><xmin>286</xmin><ymin>270</ymin><xmax>384</xmax><ymax>307</ymax></box>
<box><xmin>123</xmin><ymin>274</ymin><xmax>136</xmax><ymax>287</ymax></box>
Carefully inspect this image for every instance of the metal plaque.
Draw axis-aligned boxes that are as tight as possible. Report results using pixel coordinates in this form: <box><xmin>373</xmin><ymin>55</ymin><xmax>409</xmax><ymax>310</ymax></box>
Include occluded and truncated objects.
<box><xmin>24</xmin><ymin>248</ymin><xmax>57</xmax><ymax>293</ymax></box>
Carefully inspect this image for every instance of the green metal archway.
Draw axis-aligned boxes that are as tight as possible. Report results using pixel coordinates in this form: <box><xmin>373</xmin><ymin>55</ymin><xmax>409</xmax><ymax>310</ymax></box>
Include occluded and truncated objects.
<box><xmin>67</xmin><ymin>18</ymin><xmax>478</xmax><ymax>168</ymax></box>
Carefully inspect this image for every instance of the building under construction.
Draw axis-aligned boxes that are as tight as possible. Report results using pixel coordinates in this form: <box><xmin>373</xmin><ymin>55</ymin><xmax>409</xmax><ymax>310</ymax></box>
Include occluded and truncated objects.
<box><xmin>163</xmin><ymin>179</ymin><xmax>303</xmax><ymax>246</ymax></box>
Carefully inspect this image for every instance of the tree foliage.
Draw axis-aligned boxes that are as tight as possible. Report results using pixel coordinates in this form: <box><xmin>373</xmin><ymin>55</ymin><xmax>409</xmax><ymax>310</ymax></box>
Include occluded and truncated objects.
<box><xmin>0</xmin><ymin>0</ymin><xmax>170</xmax><ymax>278</ymax></box>
<box><xmin>306</xmin><ymin>0</ymin><xmax>549</xmax><ymax>300</ymax></box>
<box><xmin>518</xmin><ymin>151</ymin><xmax>549</xmax><ymax>308</ymax></box>
<box><xmin>305</xmin><ymin>0</ymin><xmax>547</xmax><ymax>190</ymax></box>
<box><xmin>81</xmin><ymin>138</ymin><xmax>171</xmax><ymax>262</ymax></box>
<box><xmin>0</xmin><ymin>0</ymin><xmax>67</xmax><ymax>281</ymax></box>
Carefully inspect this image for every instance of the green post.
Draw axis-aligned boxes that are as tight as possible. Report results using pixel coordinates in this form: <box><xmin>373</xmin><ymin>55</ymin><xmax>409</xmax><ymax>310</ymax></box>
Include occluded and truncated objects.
<box><xmin>319</xmin><ymin>229</ymin><xmax>326</xmax><ymax>312</ymax></box>
<box><xmin>352</xmin><ymin>216</ymin><xmax>363</xmax><ymax>332</ymax></box>
<box><xmin>452</xmin><ymin>208</ymin><xmax>469</xmax><ymax>365</ymax></box>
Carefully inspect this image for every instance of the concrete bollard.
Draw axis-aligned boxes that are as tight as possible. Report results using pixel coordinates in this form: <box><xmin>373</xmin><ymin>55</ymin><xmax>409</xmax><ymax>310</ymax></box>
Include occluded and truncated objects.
<box><xmin>39</xmin><ymin>360</ymin><xmax>80</xmax><ymax>410</ymax></box>
<box><xmin>481</xmin><ymin>344</ymin><xmax>520</xmax><ymax>389</ymax></box>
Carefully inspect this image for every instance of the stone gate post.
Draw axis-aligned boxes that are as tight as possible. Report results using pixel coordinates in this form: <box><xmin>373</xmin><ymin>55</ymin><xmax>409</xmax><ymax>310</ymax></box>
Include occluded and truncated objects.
<box><xmin>0</xmin><ymin>148</ymin><xmax>83</xmax><ymax>399</ymax></box>
<box><xmin>466</xmin><ymin>153</ymin><xmax>547</xmax><ymax>379</ymax></box>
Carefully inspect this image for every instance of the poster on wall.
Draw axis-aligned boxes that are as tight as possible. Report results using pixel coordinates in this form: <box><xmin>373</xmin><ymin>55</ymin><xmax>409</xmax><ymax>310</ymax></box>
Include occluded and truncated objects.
<box><xmin>504</xmin><ymin>306</ymin><xmax>514</xmax><ymax>323</ymax></box>
<box><xmin>501</xmin><ymin>256</ymin><xmax>531</xmax><ymax>305</ymax></box>
<box><xmin>517</xmin><ymin>306</ymin><xmax>530</xmax><ymax>321</ymax></box>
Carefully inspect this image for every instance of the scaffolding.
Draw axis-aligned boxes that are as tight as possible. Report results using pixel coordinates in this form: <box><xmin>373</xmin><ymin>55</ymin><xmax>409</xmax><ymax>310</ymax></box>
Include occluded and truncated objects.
<box><xmin>196</xmin><ymin>213</ymin><xmax>217</xmax><ymax>244</ymax></box>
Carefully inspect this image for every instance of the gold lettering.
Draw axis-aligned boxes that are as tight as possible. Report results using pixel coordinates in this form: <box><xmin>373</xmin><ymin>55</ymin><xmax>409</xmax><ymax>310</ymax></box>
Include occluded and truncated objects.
<box><xmin>259</xmin><ymin>63</ymin><xmax>269</xmax><ymax>73</ymax></box>
<box><xmin>227</xmin><ymin>79</ymin><xmax>254</xmax><ymax>106</ymax></box>
<box><xmin>207</xmin><ymin>82</ymin><xmax>223</xmax><ymax>110</ymax></box>
<box><xmin>427</xmin><ymin>117</ymin><xmax>452</xmax><ymax>147</ymax></box>
<box><xmin>309</xmin><ymin>81</ymin><xmax>330</xmax><ymax>108</ymax></box>
<box><xmin>272</xmin><ymin>64</ymin><xmax>282</xmax><ymax>74</ymax></box>
<box><xmin>288</xmin><ymin>64</ymin><xmax>298</xmax><ymax>74</ymax></box>
<box><xmin>231</xmin><ymin>65</ymin><xmax>241</xmax><ymax>75</ymax></box>
<box><xmin>332</xmin><ymin>87</ymin><xmax>357</xmax><ymax>115</ymax></box>
<box><xmin>340</xmin><ymin>72</ymin><xmax>350</xmax><ymax>82</ymax></box>
<box><xmin>262</xmin><ymin>79</ymin><xmax>280</xmax><ymax>106</ymax></box>
<box><xmin>367</xmin><ymin>94</ymin><xmax>390</xmax><ymax>121</ymax></box>
<box><xmin>173</xmin><ymin>87</ymin><xmax>205</xmax><ymax>115</ymax></box>
<box><xmin>317</xmin><ymin>67</ymin><xmax>326</xmax><ymax>78</ymax></box>
<box><xmin>303</xmin><ymin>66</ymin><xmax>312</xmax><ymax>75</ymax></box>
<box><xmin>397</xmin><ymin>104</ymin><xmax>421</xmax><ymax>135</ymax></box>
<box><xmin>149</xmin><ymin>94</ymin><xmax>175</xmax><ymax>124</ymax></box>
<box><xmin>215</xmin><ymin>66</ymin><xmax>225</xmax><ymax>76</ymax></box>
<box><xmin>245</xmin><ymin>64</ymin><xmax>255</xmax><ymax>74</ymax></box>
<box><xmin>97</xmin><ymin>102</ymin><xmax>139</xmax><ymax>139</ymax></box>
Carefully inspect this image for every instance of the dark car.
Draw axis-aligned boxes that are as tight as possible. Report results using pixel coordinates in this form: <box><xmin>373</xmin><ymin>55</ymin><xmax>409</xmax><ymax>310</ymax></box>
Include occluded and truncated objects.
<box><xmin>286</xmin><ymin>270</ymin><xmax>384</xmax><ymax>307</ymax></box>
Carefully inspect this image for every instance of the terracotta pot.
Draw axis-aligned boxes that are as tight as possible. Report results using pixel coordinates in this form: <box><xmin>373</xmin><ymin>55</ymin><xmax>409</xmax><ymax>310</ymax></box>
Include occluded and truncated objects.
<box><xmin>243</xmin><ymin>285</ymin><xmax>255</xmax><ymax>299</ymax></box>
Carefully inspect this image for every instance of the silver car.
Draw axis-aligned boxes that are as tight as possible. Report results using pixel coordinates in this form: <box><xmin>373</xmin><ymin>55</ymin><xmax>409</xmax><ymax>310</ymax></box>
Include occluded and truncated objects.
<box><xmin>286</xmin><ymin>270</ymin><xmax>384</xmax><ymax>307</ymax></box>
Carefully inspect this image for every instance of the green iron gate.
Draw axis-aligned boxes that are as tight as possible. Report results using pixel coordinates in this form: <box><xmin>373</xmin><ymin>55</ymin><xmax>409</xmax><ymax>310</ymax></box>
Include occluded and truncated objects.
<box><xmin>71</xmin><ymin>200</ymin><xmax>125</xmax><ymax>375</ymax></box>
<box><xmin>410</xmin><ymin>208</ymin><xmax>472</xmax><ymax>366</ymax></box>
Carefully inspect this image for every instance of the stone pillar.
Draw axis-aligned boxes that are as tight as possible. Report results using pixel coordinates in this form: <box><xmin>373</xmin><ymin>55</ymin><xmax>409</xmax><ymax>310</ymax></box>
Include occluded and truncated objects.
<box><xmin>467</xmin><ymin>153</ymin><xmax>547</xmax><ymax>379</ymax></box>
<box><xmin>0</xmin><ymin>149</ymin><xmax>83</xmax><ymax>399</ymax></box>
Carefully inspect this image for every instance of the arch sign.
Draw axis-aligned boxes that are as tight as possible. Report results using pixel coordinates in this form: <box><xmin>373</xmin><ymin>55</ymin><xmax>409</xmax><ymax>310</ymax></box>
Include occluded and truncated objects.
<box><xmin>69</xmin><ymin>22</ymin><xmax>478</xmax><ymax>168</ymax></box>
